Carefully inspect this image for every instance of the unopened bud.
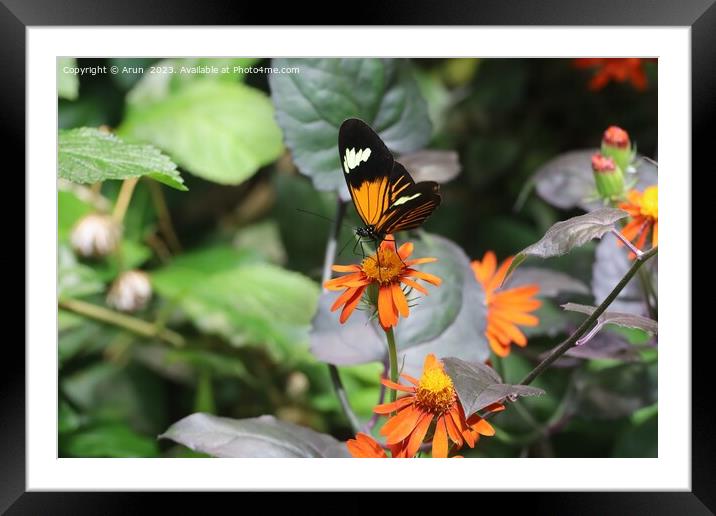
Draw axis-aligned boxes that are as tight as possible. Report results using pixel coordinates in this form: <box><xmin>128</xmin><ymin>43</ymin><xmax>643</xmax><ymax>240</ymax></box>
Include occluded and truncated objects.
<box><xmin>591</xmin><ymin>153</ymin><xmax>625</xmax><ymax>200</ymax></box>
<box><xmin>70</xmin><ymin>214</ymin><xmax>121</xmax><ymax>258</ymax></box>
<box><xmin>601</xmin><ymin>126</ymin><xmax>634</xmax><ymax>172</ymax></box>
<box><xmin>107</xmin><ymin>270</ymin><xmax>152</xmax><ymax>312</ymax></box>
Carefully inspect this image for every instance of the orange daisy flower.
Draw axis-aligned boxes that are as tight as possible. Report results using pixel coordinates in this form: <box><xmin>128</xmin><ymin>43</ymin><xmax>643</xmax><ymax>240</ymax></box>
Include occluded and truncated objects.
<box><xmin>324</xmin><ymin>238</ymin><xmax>442</xmax><ymax>330</ymax></box>
<box><xmin>618</xmin><ymin>185</ymin><xmax>658</xmax><ymax>256</ymax></box>
<box><xmin>573</xmin><ymin>58</ymin><xmax>650</xmax><ymax>91</ymax></box>
<box><xmin>375</xmin><ymin>354</ymin><xmax>498</xmax><ymax>458</ymax></box>
<box><xmin>471</xmin><ymin>251</ymin><xmax>541</xmax><ymax>357</ymax></box>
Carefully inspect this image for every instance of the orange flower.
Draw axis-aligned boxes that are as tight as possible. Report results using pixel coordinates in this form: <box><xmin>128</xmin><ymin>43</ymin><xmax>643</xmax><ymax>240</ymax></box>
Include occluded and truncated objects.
<box><xmin>375</xmin><ymin>354</ymin><xmax>498</xmax><ymax>458</ymax></box>
<box><xmin>573</xmin><ymin>58</ymin><xmax>651</xmax><ymax>91</ymax></box>
<box><xmin>324</xmin><ymin>237</ymin><xmax>442</xmax><ymax>330</ymax></box>
<box><xmin>346</xmin><ymin>433</ymin><xmax>388</xmax><ymax>458</ymax></box>
<box><xmin>471</xmin><ymin>251</ymin><xmax>541</xmax><ymax>357</ymax></box>
<box><xmin>618</xmin><ymin>186</ymin><xmax>658</xmax><ymax>256</ymax></box>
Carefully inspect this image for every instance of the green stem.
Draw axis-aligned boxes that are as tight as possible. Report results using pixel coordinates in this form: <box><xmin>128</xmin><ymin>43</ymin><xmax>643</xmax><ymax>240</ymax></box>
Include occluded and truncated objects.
<box><xmin>59</xmin><ymin>297</ymin><xmax>185</xmax><ymax>348</ymax></box>
<box><xmin>385</xmin><ymin>327</ymin><xmax>399</xmax><ymax>403</ymax></box>
<box><xmin>519</xmin><ymin>246</ymin><xmax>658</xmax><ymax>386</ymax></box>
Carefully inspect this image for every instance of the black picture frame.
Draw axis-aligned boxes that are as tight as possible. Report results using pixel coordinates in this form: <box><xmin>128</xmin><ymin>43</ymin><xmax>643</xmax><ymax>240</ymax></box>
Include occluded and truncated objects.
<box><xmin>6</xmin><ymin>0</ymin><xmax>710</xmax><ymax>511</ymax></box>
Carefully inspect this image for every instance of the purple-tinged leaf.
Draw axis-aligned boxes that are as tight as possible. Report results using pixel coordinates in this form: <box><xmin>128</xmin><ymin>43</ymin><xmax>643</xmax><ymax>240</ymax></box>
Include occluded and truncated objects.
<box><xmin>592</xmin><ymin>236</ymin><xmax>649</xmax><ymax>315</ymax></box>
<box><xmin>160</xmin><ymin>413</ymin><xmax>350</xmax><ymax>458</ymax></box>
<box><xmin>534</xmin><ymin>149</ymin><xmax>658</xmax><ymax>211</ymax></box>
<box><xmin>564</xmin><ymin>331</ymin><xmax>640</xmax><ymax>362</ymax></box>
<box><xmin>442</xmin><ymin>357</ymin><xmax>544</xmax><ymax>417</ymax></box>
<box><xmin>504</xmin><ymin>208</ymin><xmax>628</xmax><ymax>281</ymax></box>
<box><xmin>505</xmin><ymin>267</ymin><xmax>589</xmax><ymax>297</ymax></box>
<box><xmin>399</xmin><ymin>150</ymin><xmax>461</xmax><ymax>184</ymax></box>
<box><xmin>562</xmin><ymin>303</ymin><xmax>657</xmax><ymax>335</ymax></box>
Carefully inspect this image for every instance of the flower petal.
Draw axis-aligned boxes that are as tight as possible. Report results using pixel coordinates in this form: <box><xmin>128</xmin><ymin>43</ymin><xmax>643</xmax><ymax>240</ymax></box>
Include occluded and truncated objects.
<box><xmin>391</xmin><ymin>282</ymin><xmax>410</xmax><ymax>318</ymax></box>
<box><xmin>403</xmin><ymin>269</ymin><xmax>442</xmax><ymax>286</ymax></box>
<box><xmin>339</xmin><ymin>286</ymin><xmax>366</xmax><ymax>323</ymax></box>
<box><xmin>378</xmin><ymin>286</ymin><xmax>397</xmax><ymax>329</ymax></box>
<box><xmin>431</xmin><ymin>416</ymin><xmax>449</xmax><ymax>458</ymax></box>
<box><xmin>373</xmin><ymin>396</ymin><xmax>415</xmax><ymax>414</ymax></box>
<box><xmin>397</xmin><ymin>242</ymin><xmax>414</xmax><ymax>260</ymax></box>
<box><xmin>380</xmin><ymin>378</ymin><xmax>415</xmax><ymax>393</ymax></box>
<box><xmin>400</xmin><ymin>277</ymin><xmax>428</xmax><ymax>295</ymax></box>
<box><xmin>331</xmin><ymin>264</ymin><xmax>361</xmax><ymax>273</ymax></box>
<box><xmin>405</xmin><ymin>412</ymin><xmax>432</xmax><ymax>458</ymax></box>
<box><xmin>382</xmin><ymin>406</ymin><xmax>424</xmax><ymax>444</ymax></box>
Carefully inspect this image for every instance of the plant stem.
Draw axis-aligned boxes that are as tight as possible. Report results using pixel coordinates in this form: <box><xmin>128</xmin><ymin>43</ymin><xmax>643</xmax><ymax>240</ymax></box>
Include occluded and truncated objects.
<box><xmin>112</xmin><ymin>177</ymin><xmax>139</xmax><ymax>223</ymax></box>
<box><xmin>611</xmin><ymin>227</ymin><xmax>643</xmax><ymax>259</ymax></box>
<box><xmin>385</xmin><ymin>327</ymin><xmax>399</xmax><ymax>403</ymax></box>
<box><xmin>59</xmin><ymin>297</ymin><xmax>185</xmax><ymax>348</ymax></box>
<box><xmin>365</xmin><ymin>359</ymin><xmax>388</xmax><ymax>431</ymax></box>
<box><xmin>320</xmin><ymin>198</ymin><xmax>361</xmax><ymax>434</ymax></box>
<box><xmin>148</xmin><ymin>180</ymin><xmax>182</xmax><ymax>253</ymax></box>
<box><xmin>519</xmin><ymin>246</ymin><xmax>658</xmax><ymax>386</ymax></box>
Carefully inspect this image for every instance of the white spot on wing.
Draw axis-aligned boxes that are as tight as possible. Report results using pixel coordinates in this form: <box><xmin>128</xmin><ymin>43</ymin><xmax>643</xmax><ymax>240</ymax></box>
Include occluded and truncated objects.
<box><xmin>343</xmin><ymin>147</ymin><xmax>371</xmax><ymax>174</ymax></box>
<box><xmin>392</xmin><ymin>193</ymin><xmax>421</xmax><ymax>206</ymax></box>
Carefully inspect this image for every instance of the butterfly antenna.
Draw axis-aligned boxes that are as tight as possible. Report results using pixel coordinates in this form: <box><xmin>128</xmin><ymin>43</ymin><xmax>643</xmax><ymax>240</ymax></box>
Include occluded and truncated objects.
<box><xmin>295</xmin><ymin>208</ymin><xmax>354</xmax><ymax>231</ymax></box>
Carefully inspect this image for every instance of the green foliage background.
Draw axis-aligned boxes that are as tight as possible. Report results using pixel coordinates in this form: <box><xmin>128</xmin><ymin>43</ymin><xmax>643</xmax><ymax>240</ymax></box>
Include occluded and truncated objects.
<box><xmin>58</xmin><ymin>58</ymin><xmax>657</xmax><ymax>458</ymax></box>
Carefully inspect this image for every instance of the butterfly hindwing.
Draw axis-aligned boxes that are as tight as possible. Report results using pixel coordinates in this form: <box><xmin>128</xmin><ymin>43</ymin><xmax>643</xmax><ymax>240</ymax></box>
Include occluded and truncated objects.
<box><xmin>338</xmin><ymin>118</ymin><xmax>441</xmax><ymax>236</ymax></box>
<box><xmin>376</xmin><ymin>162</ymin><xmax>441</xmax><ymax>234</ymax></box>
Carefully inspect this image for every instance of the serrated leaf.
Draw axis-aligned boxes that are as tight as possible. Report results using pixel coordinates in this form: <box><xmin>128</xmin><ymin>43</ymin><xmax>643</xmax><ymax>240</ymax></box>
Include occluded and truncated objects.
<box><xmin>398</xmin><ymin>150</ymin><xmax>461</xmax><ymax>184</ymax></box>
<box><xmin>58</xmin><ymin>57</ymin><xmax>79</xmax><ymax>100</ymax></box>
<box><xmin>160</xmin><ymin>413</ymin><xmax>350</xmax><ymax>458</ymax></box>
<box><xmin>442</xmin><ymin>357</ymin><xmax>544</xmax><ymax>417</ymax></box>
<box><xmin>309</xmin><ymin>233</ymin><xmax>490</xmax><ymax>377</ymax></box>
<box><xmin>119</xmin><ymin>81</ymin><xmax>282</xmax><ymax>185</ymax></box>
<box><xmin>269</xmin><ymin>58</ymin><xmax>431</xmax><ymax>199</ymax></box>
<box><xmin>562</xmin><ymin>303</ymin><xmax>657</xmax><ymax>335</ymax></box>
<box><xmin>534</xmin><ymin>149</ymin><xmax>658</xmax><ymax>211</ymax></box>
<box><xmin>505</xmin><ymin>208</ymin><xmax>627</xmax><ymax>281</ymax></box>
<box><xmin>58</xmin><ymin>127</ymin><xmax>186</xmax><ymax>190</ymax></box>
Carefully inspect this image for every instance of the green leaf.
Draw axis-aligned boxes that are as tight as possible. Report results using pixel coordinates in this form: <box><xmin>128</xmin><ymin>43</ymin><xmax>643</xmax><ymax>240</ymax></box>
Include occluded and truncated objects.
<box><xmin>58</xmin><ymin>127</ymin><xmax>186</xmax><ymax>190</ymax></box>
<box><xmin>119</xmin><ymin>81</ymin><xmax>283</xmax><ymax>185</ymax></box>
<box><xmin>562</xmin><ymin>303</ymin><xmax>658</xmax><ymax>335</ymax></box>
<box><xmin>504</xmin><ymin>208</ymin><xmax>628</xmax><ymax>281</ymax></box>
<box><xmin>160</xmin><ymin>413</ymin><xmax>350</xmax><ymax>458</ymax></box>
<box><xmin>61</xmin><ymin>423</ymin><xmax>159</xmax><ymax>458</ymax></box>
<box><xmin>269</xmin><ymin>58</ymin><xmax>431</xmax><ymax>198</ymax></box>
<box><xmin>310</xmin><ymin>233</ymin><xmax>490</xmax><ymax>377</ymax></box>
<box><xmin>58</xmin><ymin>58</ymin><xmax>79</xmax><ymax>100</ymax></box>
<box><xmin>58</xmin><ymin>245</ymin><xmax>104</xmax><ymax>299</ymax></box>
<box><xmin>151</xmin><ymin>246</ymin><xmax>320</xmax><ymax>359</ymax></box>
<box><xmin>126</xmin><ymin>58</ymin><xmax>261</xmax><ymax>107</ymax></box>
<box><xmin>442</xmin><ymin>357</ymin><xmax>544</xmax><ymax>417</ymax></box>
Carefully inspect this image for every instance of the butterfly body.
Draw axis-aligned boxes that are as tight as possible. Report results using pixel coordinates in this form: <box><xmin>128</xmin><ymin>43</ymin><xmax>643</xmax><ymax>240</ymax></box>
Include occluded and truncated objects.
<box><xmin>338</xmin><ymin>118</ymin><xmax>441</xmax><ymax>249</ymax></box>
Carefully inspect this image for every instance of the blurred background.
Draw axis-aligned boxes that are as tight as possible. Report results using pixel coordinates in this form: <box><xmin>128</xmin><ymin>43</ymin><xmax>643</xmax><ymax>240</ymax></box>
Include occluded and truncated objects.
<box><xmin>58</xmin><ymin>58</ymin><xmax>658</xmax><ymax>458</ymax></box>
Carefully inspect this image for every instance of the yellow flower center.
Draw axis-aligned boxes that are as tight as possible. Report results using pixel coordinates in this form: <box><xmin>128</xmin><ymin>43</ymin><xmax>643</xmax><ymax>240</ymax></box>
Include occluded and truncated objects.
<box><xmin>416</xmin><ymin>367</ymin><xmax>456</xmax><ymax>415</ymax></box>
<box><xmin>361</xmin><ymin>247</ymin><xmax>404</xmax><ymax>285</ymax></box>
<box><xmin>640</xmin><ymin>186</ymin><xmax>658</xmax><ymax>220</ymax></box>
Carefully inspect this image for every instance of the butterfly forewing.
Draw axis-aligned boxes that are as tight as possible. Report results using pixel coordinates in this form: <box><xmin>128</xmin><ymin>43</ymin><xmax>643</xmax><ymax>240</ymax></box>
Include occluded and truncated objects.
<box><xmin>338</xmin><ymin>118</ymin><xmax>441</xmax><ymax>237</ymax></box>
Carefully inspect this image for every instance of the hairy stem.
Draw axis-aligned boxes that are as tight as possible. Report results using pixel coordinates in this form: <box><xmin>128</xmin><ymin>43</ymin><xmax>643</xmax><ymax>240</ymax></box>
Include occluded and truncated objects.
<box><xmin>148</xmin><ymin>180</ymin><xmax>182</xmax><ymax>253</ymax></box>
<box><xmin>112</xmin><ymin>177</ymin><xmax>139</xmax><ymax>223</ymax></box>
<box><xmin>385</xmin><ymin>327</ymin><xmax>399</xmax><ymax>404</ymax></box>
<box><xmin>320</xmin><ymin>198</ymin><xmax>361</xmax><ymax>433</ymax></box>
<box><xmin>59</xmin><ymin>297</ymin><xmax>185</xmax><ymax>348</ymax></box>
<box><xmin>519</xmin><ymin>246</ymin><xmax>658</xmax><ymax>386</ymax></box>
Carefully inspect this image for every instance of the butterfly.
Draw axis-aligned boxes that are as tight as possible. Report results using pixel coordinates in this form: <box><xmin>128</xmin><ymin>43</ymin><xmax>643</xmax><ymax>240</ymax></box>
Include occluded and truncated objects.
<box><xmin>338</xmin><ymin>118</ymin><xmax>441</xmax><ymax>249</ymax></box>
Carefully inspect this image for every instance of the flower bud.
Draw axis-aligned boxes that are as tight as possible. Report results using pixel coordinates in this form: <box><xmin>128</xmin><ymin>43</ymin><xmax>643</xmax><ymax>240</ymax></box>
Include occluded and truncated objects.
<box><xmin>106</xmin><ymin>270</ymin><xmax>152</xmax><ymax>312</ymax></box>
<box><xmin>601</xmin><ymin>126</ymin><xmax>634</xmax><ymax>172</ymax></box>
<box><xmin>70</xmin><ymin>213</ymin><xmax>121</xmax><ymax>259</ymax></box>
<box><xmin>591</xmin><ymin>153</ymin><xmax>625</xmax><ymax>201</ymax></box>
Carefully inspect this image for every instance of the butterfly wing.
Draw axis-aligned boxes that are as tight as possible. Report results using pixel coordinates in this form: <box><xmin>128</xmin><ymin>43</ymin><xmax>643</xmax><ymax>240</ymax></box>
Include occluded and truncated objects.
<box><xmin>338</xmin><ymin>118</ymin><xmax>394</xmax><ymax>227</ymax></box>
<box><xmin>338</xmin><ymin>118</ymin><xmax>441</xmax><ymax>235</ymax></box>
<box><xmin>375</xmin><ymin>162</ymin><xmax>441</xmax><ymax>234</ymax></box>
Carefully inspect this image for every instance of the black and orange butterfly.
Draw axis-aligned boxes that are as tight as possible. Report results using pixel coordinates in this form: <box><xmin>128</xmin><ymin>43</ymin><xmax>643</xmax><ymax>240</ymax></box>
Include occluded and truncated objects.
<box><xmin>338</xmin><ymin>118</ymin><xmax>441</xmax><ymax>250</ymax></box>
